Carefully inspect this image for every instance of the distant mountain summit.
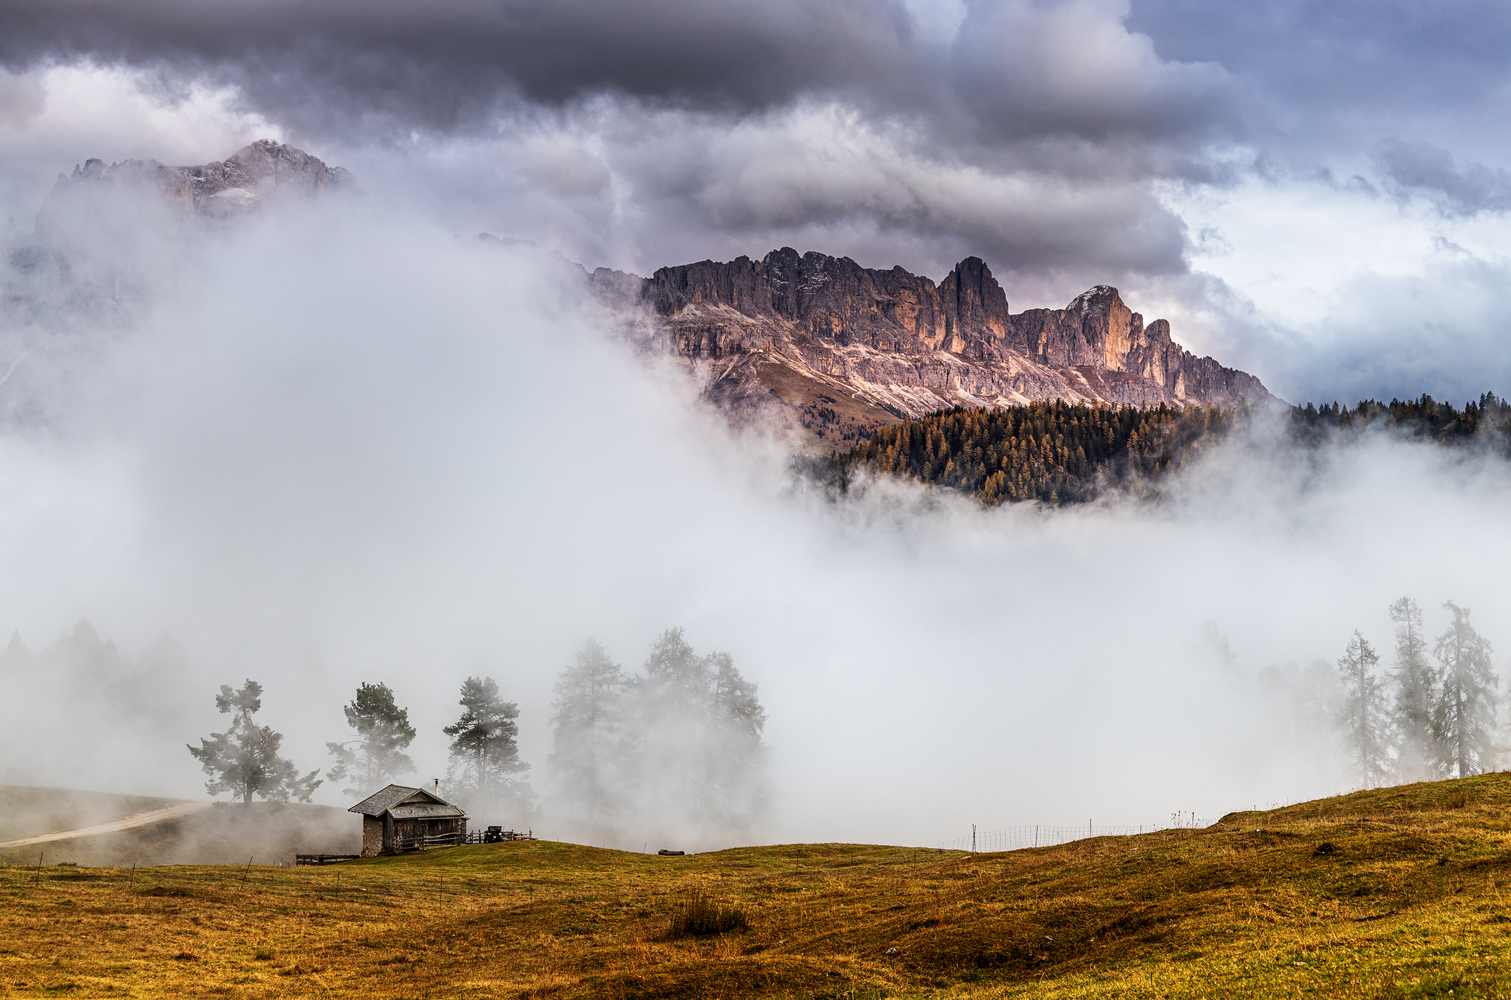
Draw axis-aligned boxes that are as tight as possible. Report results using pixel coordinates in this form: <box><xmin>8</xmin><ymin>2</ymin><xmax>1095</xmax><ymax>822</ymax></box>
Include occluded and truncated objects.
<box><xmin>598</xmin><ymin>249</ymin><xmax>1275</xmax><ymax>445</ymax></box>
<box><xmin>7</xmin><ymin>140</ymin><xmax>357</xmax><ymax>338</ymax></box>
<box><xmin>37</xmin><ymin>139</ymin><xmax>355</xmax><ymax>230</ymax></box>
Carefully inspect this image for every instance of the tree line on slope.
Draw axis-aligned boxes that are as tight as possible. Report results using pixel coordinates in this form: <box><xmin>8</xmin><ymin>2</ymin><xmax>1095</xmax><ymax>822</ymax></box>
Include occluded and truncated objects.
<box><xmin>1335</xmin><ymin>597</ymin><xmax>1500</xmax><ymax>787</ymax></box>
<box><xmin>1292</xmin><ymin>392</ymin><xmax>1511</xmax><ymax>447</ymax></box>
<box><xmin>825</xmin><ymin>393</ymin><xmax>1511</xmax><ymax>505</ymax></box>
<box><xmin>185</xmin><ymin>628</ymin><xmax>767</xmax><ymax>835</ymax></box>
<box><xmin>826</xmin><ymin>401</ymin><xmax>1235</xmax><ymax>504</ymax></box>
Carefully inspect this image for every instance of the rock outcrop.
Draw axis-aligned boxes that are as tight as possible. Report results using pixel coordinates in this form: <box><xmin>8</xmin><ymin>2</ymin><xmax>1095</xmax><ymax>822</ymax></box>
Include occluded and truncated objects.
<box><xmin>6</xmin><ymin>141</ymin><xmax>357</xmax><ymax>346</ymax></box>
<box><xmin>35</xmin><ymin>140</ymin><xmax>356</xmax><ymax>232</ymax></box>
<box><xmin>616</xmin><ymin>248</ymin><xmax>1274</xmax><ymax>445</ymax></box>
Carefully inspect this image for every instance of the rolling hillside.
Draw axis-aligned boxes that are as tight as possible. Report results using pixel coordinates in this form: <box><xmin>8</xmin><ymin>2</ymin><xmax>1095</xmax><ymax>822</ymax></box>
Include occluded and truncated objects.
<box><xmin>4</xmin><ymin>775</ymin><xmax>1511</xmax><ymax>997</ymax></box>
<box><xmin>0</xmin><ymin>786</ymin><xmax>356</xmax><ymax>867</ymax></box>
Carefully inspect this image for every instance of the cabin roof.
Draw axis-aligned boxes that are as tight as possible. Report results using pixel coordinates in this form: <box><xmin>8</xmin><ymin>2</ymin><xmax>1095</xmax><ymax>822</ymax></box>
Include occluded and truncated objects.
<box><xmin>389</xmin><ymin>802</ymin><xmax>466</xmax><ymax>820</ymax></box>
<box><xmin>348</xmin><ymin>784</ymin><xmax>467</xmax><ymax>819</ymax></box>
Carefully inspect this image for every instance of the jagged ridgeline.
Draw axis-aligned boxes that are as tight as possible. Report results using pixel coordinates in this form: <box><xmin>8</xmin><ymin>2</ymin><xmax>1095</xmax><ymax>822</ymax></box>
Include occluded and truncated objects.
<box><xmin>828</xmin><ymin>401</ymin><xmax>1235</xmax><ymax>504</ymax></box>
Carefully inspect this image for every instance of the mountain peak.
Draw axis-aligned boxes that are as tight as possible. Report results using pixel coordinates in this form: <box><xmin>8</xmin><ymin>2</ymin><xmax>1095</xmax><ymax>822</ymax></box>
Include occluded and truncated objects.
<box><xmin>1067</xmin><ymin>285</ymin><xmax>1121</xmax><ymax>315</ymax></box>
<box><xmin>41</xmin><ymin>139</ymin><xmax>355</xmax><ymax>229</ymax></box>
<box><xmin>643</xmin><ymin>250</ymin><xmax>1274</xmax><ymax>446</ymax></box>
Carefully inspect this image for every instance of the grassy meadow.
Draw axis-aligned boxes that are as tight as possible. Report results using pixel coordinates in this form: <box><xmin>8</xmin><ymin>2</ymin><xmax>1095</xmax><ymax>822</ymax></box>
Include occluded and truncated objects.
<box><xmin>6</xmin><ymin>775</ymin><xmax>1511</xmax><ymax>997</ymax></box>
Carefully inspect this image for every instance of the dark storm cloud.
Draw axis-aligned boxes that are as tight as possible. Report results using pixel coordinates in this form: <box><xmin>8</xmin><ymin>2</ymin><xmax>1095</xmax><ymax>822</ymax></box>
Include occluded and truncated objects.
<box><xmin>948</xmin><ymin>0</ymin><xmax>1233</xmax><ymax>147</ymax></box>
<box><xmin>0</xmin><ymin>0</ymin><xmax>1244</xmax><ymax>152</ymax></box>
<box><xmin>0</xmin><ymin>0</ymin><xmax>924</xmax><ymax>133</ymax></box>
<box><xmin>1375</xmin><ymin>140</ymin><xmax>1511</xmax><ymax>218</ymax></box>
<box><xmin>0</xmin><ymin>0</ymin><xmax>1246</xmax><ymax>284</ymax></box>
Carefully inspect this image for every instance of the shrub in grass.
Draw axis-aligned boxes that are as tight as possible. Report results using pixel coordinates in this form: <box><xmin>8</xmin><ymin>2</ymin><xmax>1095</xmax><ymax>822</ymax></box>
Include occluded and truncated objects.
<box><xmin>661</xmin><ymin>890</ymin><xmax>748</xmax><ymax>939</ymax></box>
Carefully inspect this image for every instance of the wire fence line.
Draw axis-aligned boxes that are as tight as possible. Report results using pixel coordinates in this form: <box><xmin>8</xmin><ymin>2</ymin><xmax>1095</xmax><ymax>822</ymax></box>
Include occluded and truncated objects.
<box><xmin>938</xmin><ymin>816</ymin><xmax>1214</xmax><ymax>854</ymax></box>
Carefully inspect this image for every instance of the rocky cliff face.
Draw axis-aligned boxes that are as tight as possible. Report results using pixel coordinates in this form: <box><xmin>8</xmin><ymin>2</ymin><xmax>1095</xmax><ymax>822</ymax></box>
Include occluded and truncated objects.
<box><xmin>621</xmin><ymin>248</ymin><xmax>1274</xmax><ymax>444</ymax></box>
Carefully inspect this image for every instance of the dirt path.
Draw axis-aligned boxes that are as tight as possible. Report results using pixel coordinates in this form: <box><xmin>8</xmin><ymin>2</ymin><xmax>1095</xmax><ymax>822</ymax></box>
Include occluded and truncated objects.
<box><xmin>0</xmin><ymin>801</ymin><xmax>214</xmax><ymax>849</ymax></box>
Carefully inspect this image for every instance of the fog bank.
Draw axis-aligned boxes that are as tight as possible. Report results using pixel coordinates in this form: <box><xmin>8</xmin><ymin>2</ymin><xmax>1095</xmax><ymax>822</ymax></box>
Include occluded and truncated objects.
<box><xmin>2</xmin><ymin>199</ymin><xmax>1509</xmax><ymax>849</ymax></box>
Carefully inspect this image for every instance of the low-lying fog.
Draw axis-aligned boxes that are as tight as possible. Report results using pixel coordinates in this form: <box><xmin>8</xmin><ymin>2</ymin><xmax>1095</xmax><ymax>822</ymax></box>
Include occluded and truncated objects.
<box><xmin>3</xmin><ymin>196</ymin><xmax>1509</xmax><ymax>850</ymax></box>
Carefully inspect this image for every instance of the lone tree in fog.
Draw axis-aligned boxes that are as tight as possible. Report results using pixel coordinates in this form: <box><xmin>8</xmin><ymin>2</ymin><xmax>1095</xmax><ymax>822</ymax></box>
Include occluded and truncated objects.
<box><xmin>444</xmin><ymin>676</ymin><xmax>531</xmax><ymax>806</ymax></box>
<box><xmin>1336</xmin><ymin>631</ymin><xmax>1390</xmax><ymax>788</ymax></box>
<box><xmin>1433</xmin><ymin>602</ymin><xmax>1499</xmax><ymax>778</ymax></box>
<box><xmin>636</xmin><ymin>628</ymin><xmax>768</xmax><ymax>829</ymax></box>
<box><xmin>187</xmin><ymin>679</ymin><xmax>322</xmax><ymax>804</ymax></box>
<box><xmin>548</xmin><ymin>640</ymin><xmax>631</xmax><ymax>821</ymax></box>
<box><xmin>1388</xmin><ymin>596</ymin><xmax>1441</xmax><ymax>779</ymax></box>
<box><xmin>325</xmin><ymin>682</ymin><xmax>417</xmax><ymax>798</ymax></box>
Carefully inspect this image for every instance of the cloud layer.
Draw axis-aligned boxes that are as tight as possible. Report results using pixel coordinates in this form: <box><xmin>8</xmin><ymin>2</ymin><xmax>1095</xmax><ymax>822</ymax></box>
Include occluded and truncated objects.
<box><xmin>0</xmin><ymin>6</ymin><xmax>1510</xmax><ymax>429</ymax></box>
<box><xmin>4</xmin><ymin>201</ymin><xmax>1511</xmax><ymax>851</ymax></box>
<box><xmin>0</xmin><ymin>0</ymin><xmax>1239</xmax><ymax>285</ymax></box>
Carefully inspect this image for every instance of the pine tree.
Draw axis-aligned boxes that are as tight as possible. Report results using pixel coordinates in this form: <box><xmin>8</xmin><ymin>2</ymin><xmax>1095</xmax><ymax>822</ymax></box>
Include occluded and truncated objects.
<box><xmin>325</xmin><ymin>682</ymin><xmax>417</xmax><ymax>798</ymax></box>
<box><xmin>541</xmin><ymin>629</ymin><xmax>770</xmax><ymax>839</ymax></box>
<box><xmin>1388</xmin><ymin>596</ymin><xmax>1439</xmax><ymax>779</ymax></box>
<box><xmin>706</xmin><ymin>651</ymin><xmax>769</xmax><ymax>824</ymax></box>
<box><xmin>642</xmin><ymin>627</ymin><xmax>713</xmax><ymax>716</ymax></box>
<box><xmin>1336</xmin><ymin>631</ymin><xmax>1391</xmax><ymax>788</ymax></box>
<box><xmin>187</xmin><ymin>680</ymin><xmax>322</xmax><ymax>804</ymax></box>
<box><xmin>1432</xmin><ymin>602</ymin><xmax>1499</xmax><ymax>777</ymax></box>
<box><xmin>547</xmin><ymin>640</ymin><xmax>630</xmax><ymax>820</ymax></box>
<box><xmin>635</xmin><ymin>629</ymin><xmax>712</xmax><ymax>817</ymax></box>
<box><xmin>636</xmin><ymin>629</ymin><xmax>768</xmax><ymax>830</ymax></box>
<box><xmin>443</xmin><ymin>676</ymin><xmax>532</xmax><ymax>806</ymax></box>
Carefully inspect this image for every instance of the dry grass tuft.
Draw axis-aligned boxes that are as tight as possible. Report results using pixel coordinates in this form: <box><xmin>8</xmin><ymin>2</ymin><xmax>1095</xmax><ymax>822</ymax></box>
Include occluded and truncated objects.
<box><xmin>659</xmin><ymin>890</ymin><xmax>748</xmax><ymax>939</ymax></box>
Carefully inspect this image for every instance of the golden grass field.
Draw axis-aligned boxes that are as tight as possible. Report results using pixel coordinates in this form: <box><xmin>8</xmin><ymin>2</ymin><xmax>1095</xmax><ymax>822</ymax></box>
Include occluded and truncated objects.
<box><xmin>6</xmin><ymin>774</ymin><xmax>1511</xmax><ymax>998</ymax></box>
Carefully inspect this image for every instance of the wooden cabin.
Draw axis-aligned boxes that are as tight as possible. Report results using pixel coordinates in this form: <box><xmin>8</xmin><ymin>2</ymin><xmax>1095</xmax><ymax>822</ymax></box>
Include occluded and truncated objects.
<box><xmin>349</xmin><ymin>785</ymin><xmax>468</xmax><ymax>856</ymax></box>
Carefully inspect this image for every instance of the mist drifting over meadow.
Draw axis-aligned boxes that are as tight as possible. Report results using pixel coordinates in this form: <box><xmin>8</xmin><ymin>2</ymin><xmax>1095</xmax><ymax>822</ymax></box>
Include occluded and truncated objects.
<box><xmin>0</xmin><ymin>185</ymin><xmax>1508</xmax><ymax>852</ymax></box>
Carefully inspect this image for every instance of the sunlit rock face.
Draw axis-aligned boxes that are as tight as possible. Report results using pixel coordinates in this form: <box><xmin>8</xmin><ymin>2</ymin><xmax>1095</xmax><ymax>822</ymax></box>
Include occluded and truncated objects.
<box><xmin>630</xmin><ymin>249</ymin><xmax>1275</xmax><ymax>445</ymax></box>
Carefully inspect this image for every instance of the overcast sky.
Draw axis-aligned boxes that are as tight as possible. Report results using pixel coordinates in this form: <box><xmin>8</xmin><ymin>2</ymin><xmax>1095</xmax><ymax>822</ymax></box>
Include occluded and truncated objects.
<box><xmin>2</xmin><ymin>0</ymin><xmax>1509</xmax><ymax>402</ymax></box>
<box><xmin>3</xmin><ymin>1</ymin><xmax>1510</xmax><ymax>845</ymax></box>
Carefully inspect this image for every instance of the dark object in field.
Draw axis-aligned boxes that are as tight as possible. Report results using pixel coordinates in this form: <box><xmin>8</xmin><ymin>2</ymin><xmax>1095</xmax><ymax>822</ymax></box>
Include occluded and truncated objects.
<box><xmin>1314</xmin><ymin>842</ymin><xmax>1337</xmax><ymax>856</ymax></box>
<box><xmin>297</xmin><ymin>853</ymin><xmax>360</xmax><ymax>866</ymax></box>
<box><xmin>660</xmin><ymin>890</ymin><xmax>748</xmax><ymax>939</ymax></box>
<box><xmin>472</xmin><ymin>826</ymin><xmax>534</xmax><ymax>843</ymax></box>
<box><xmin>658</xmin><ymin>849</ymin><xmax>685</xmax><ymax>856</ymax></box>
